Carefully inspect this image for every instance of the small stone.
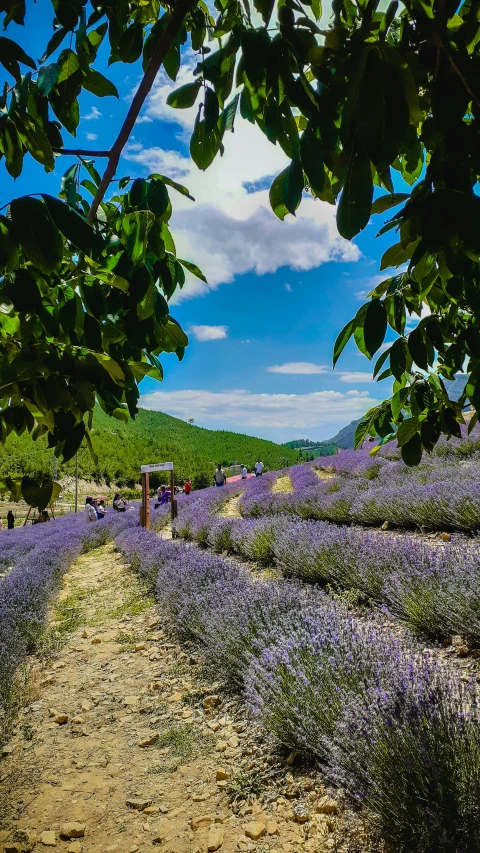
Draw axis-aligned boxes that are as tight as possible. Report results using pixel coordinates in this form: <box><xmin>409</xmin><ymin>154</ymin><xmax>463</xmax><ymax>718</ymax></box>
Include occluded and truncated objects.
<box><xmin>380</xmin><ymin>520</ymin><xmax>390</xmax><ymax>530</ymax></box>
<box><xmin>457</xmin><ymin>645</ymin><xmax>470</xmax><ymax>657</ymax></box>
<box><xmin>293</xmin><ymin>805</ymin><xmax>310</xmax><ymax>823</ymax></box>
<box><xmin>135</xmin><ymin>642</ymin><xmax>146</xmax><ymax>651</ymax></box>
<box><xmin>207</xmin><ymin>826</ymin><xmax>225</xmax><ymax>851</ymax></box>
<box><xmin>143</xmin><ymin>807</ymin><xmax>159</xmax><ymax>816</ymax></box>
<box><xmin>138</xmin><ymin>731</ymin><xmax>159</xmax><ymax>747</ymax></box>
<box><xmin>40</xmin><ymin>831</ymin><xmax>56</xmax><ymax>846</ymax></box>
<box><xmin>244</xmin><ymin>761</ymin><xmax>255</xmax><ymax>772</ymax></box>
<box><xmin>68</xmin><ymin>844</ymin><xmax>82</xmax><ymax>853</ymax></box>
<box><xmin>244</xmin><ymin>822</ymin><xmax>266</xmax><ymax>841</ymax></box>
<box><xmin>126</xmin><ymin>797</ymin><xmax>152</xmax><ymax>811</ymax></box>
<box><xmin>2</xmin><ymin>744</ymin><xmax>15</xmax><ymax>756</ymax></box>
<box><xmin>216</xmin><ymin>768</ymin><xmax>231</xmax><ymax>782</ymax></box>
<box><xmin>267</xmin><ymin>820</ymin><xmax>278</xmax><ymax>836</ymax></box>
<box><xmin>60</xmin><ymin>823</ymin><xmax>86</xmax><ymax>839</ymax></box>
<box><xmin>315</xmin><ymin>796</ymin><xmax>338</xmax><ymax>815</ymax></box>
<box><xmin>80</xmin><ymin>700</ymin><xmax>91</xmax><ymax>712</ymax></box>
<box><xmin>191</xmin><ymin>816</ymin><xmax>213</xmax><ymax>831</ymax></box>
<box><xmin>4</xmin><ymin>844</ymin><xmax>21</xmax><ymax>853</ymax></box>
<box><xmin>124</xmin><ymin>696</ymin><xmax>139</xmax><ymax>706</ymax></box>
<box><xmin>227</xmin><ymin>736</ymin><xmax>239</xmax><ymax>749</ymax></box>
<box><xmin>53</xmin><ymin>714</ymin><xmax>69</xmax><ymax>725</ymax></box>
<box><xmin>81</xmin><ymin>630</ymin><xmax>88</xmax><ymax>639</ymax></box>
<box><xmin>441</xmin><ymin>532</ymin><xmax>452</xmax><ymax>542</ymax></box>
<box><xmin>286</xmin><ymin>751</ymin><xmax>296</xmax><ymax>766</ymax></box>
<box><xmin>203</xmin><ymin>695</ymin><xmax>222</xmax><ymax>710</ymax></box>
<box><xmin>216</xmin><ymin>741</ymin><xmax>228</xmax><ymax>753</ymax></box>
<box><xmin>40</xmin><ymin>676</ymin><xmax>55</xmax><ymax>687</ymax></box>
<box><xmin>71</xmin><ymin>716</ymin><xmax>84</xmax><ymax>725</ymax></box>
<box><xmin>151</xmin><ymin>832</ymin><xmax>166</xmax><ymax>845</ymax></box>
<box><xmin>91</xmin><ymin>637</ymin><xmax>101</xmax><ymax>645</ymax></box>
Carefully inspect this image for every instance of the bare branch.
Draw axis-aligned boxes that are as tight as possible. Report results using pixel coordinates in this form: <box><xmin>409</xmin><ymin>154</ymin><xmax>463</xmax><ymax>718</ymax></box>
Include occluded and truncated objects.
<box><xmin>53</xmin><ymin>148</ymin><xmax>111</xmax><ymax>157</ymax></box>
<box><xmin>87</xmin><ymin>0</ymin><xmax>195</xmax><ymax>222</ymax></box>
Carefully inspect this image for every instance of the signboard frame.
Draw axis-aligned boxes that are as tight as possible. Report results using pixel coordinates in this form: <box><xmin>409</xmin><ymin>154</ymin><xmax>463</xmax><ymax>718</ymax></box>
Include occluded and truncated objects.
<box><xmin>139</xmin><ymin>462</ymin><xmax>177</xmax><ymax>529</ymax></box>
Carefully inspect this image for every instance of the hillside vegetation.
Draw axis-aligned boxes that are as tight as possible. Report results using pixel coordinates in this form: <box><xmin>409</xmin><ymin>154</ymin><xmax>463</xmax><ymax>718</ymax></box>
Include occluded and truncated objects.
<box><xmin>0</xmin><ymin>408</ymin><xmax>300</xmax><ymax>488</ymax></box>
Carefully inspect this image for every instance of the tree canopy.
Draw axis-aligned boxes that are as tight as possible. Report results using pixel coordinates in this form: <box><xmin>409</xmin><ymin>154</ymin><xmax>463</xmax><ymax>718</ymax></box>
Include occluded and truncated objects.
<box><xmin>0</xmin><ymin>0</ymin><xmax>479</xmax><ymax>469</ymax></box>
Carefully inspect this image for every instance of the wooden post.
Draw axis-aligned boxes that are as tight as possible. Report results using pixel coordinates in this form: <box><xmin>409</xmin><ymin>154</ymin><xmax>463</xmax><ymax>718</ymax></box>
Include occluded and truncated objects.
<box><xmin>170</xmin><ymin>468</ymin><xmax>176</xmax><ymax>522</ymax></box>
<box><xmin>141</xmin><ymin>471</ymin><xmax>150</xmax><ymax>530</ymax></box>
<box><xmin>23</xmin><ymin>506</ymin><xmax>31</xmax><ymax>526</ymax></box>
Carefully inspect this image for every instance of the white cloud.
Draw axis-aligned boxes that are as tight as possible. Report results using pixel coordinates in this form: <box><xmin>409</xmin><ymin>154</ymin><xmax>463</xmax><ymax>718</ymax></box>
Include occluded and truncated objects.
<box><xmin>135</xmin><ymin>114</ymin><xmax>153</xmax><ymax>124</ymax></box>
<box><xmin>268</xmin><ymin>362</ymin><xmax>330</xmax><ymax>375</ymax></box>
<box><xmin>84</xmin><ymin>106</ymin><xmax>101</xmax><ymax>121</ymax></box>
<box><xmin>85</xmin><ymin>132</ymin><xmax>98</xmax><ymax>141</ymax></box>
<box><xmin>122</xmin><ymin>63</ymin><xmax>360</xmax><ymax>302</ymax></box>
<box><xmin>190</xmin><ymin>324</ymin><xmax>228</xmax><ymax>341</ymax></box>
<box><xmin>140</xmin><ymin>388</ymin><xmax>382</xmax><ymax>430</ymax></box>
<box><xmin>337</xmin><ymin>371</ymin><xmax>375</xmax><ymax>383</ymax></box>
<box><xmin>285</xmin><ymin>283</ymin><xmax>292</xmax><ymax>292</ymax></box>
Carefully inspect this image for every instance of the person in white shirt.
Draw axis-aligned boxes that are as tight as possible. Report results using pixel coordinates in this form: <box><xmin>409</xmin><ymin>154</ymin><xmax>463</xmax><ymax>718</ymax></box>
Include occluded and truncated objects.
<box><xmin>254</xmin><ymin>459</ymin><xmax>264</xmax><ymax>477</ymax></box>
<box><xmin>85</xmin><ymin>496</ymin><xmax>97</xmax><ymax>522</ymax></box>
<box><xmin>241</xmin><ymin>465</ymin><xmax>248</xmax><ymax>479</ymax></box>
<box><xmin>214</xmin><ymin>464</ymin><xmax>227</xmax><ymax>487</ymax></box>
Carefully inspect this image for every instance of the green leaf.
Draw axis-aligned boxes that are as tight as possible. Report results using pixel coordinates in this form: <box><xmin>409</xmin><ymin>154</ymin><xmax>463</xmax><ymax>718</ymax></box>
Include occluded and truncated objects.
<box><xmin>354</xmin><ymin>417</ymin><xmax>373</xmax><ymax>448</ymax></box>
<box><xmin>167</xmin><ymin>81</ymin><xmax>202</xmax><ymax>109</ymax></box>
<box><xmin>148</xmin><ymin>173</ymin><xmax>194</xmax><ymax>201</ymax></box>
<box><xmin>93</xmin><ymin>353</ymin><xmax>125</xmax><ymax>383</ymax></box>
<box><xmin>396</xmin><ymin>416</ymin><xmax>420</xmax><ymax>447</ymax></box>
<box><xmin>41</xmin><ymin>194</ymin><xmax>103</xmax><ymax>257</ymax></box>
<box><xmin>56</xmin><ymin>48</ymin><xmax>80</xmax><ymax>83</ymax></box>
<box><xmin>164</xmin><ymin>34</ymin><xmax>181</xmax><ymax>82</ymax></box>
<box><xmin>390</xmin><ymin>337</ymin><xmax>407</xmax><ymax>380</ymax></box>
<box><xmin>204</xmin><ymin>87</ymin><xmax>220</xmax><ymax>132</ymax></box>
<box><xmin>373</xmin><ymin>346</ymin><xmax>391</xmax><ymax>378</ymax></box>
<box><xmin>37</xmin><ymin>62</ymin><xmax>61</xmax><ymax>96</ymax></box>
<box><xmin>253</xmin><ymin>0</ymin><xmax>275</xmax><ymax>25</ymax></box>
<box><xmin>333</xmin><ymin>317</ymin><xmax>358</xmax><ymax>366</ymax></box>
<box><xmin>190</xmin><ymin>112</ymin><xmax>222</xmax><ymax>171</ymax></box>
<box><xmin>363</xmin><ymin>299</ymin><xmax>387</xmax><ymax>358</ymax></box>
<box><xmin>0</xmin><ymin>117</ymin><xmax>23</xmax><ymax>178</ymax></box>
<box><xmin>118</xmin><ymin>24</ymin><xmax>144</xmax><ymax>63</ymax></box>
<box><xmin>164</xmin><ymin>318</ymin><xmax>188</xmax><ymax>348</ymax></box>
<box><xmin>391</xmin><ymin>387</ymin><xmax>409</xmax><ymax>420</ymax></box>
<box><xmin>0</xmin><ymin>36</ymin><xmax>36</xmax><ymax>75</ymax></box>
<box><xmin>371</xmin><ymin>193</ymin><xmax>410</xmax><ymax>215</ymax></box>
<box><xmin>300</xmin><ymin>125</ymin><xmax>325</xmax><ymax>196</ymax></box>
<box><xmin>178</xmin><ymin>259</ymin><xmax>208</xmax><ymax>283</ymax></box>
<box><xmin>337</xmin><ymin>143</ymin><xmax>373</xmax><ymax>239</ymax></box>
<box><xmin>40</xmin><ymin>27</ymin><xmax>68</xmax><ymax>63</ymax></box>
<box><xmin>82</xmin><ymin>66</ymin><xmax>119</xmax><ymax>98</ymax></box>
<box><xmin>401</xmin><ymin>432</ymin><xmax>423</xmax><ymax>466</ymax></box>
<box><xmin>408</xmin><ymin>326</ymin><xmax>429</xmax><ymax>370</ymax></box>
<box><xmin>380</xmin><ymin>241</ymin><xmax>418</xmax><ymax>270</ymax></box>
<box><xmin>10</xmin><ymin>196</ymin><xmax>63</xmax><ymax>273</ymax></box>
<box><xmin>147</xmin><ymin>179</ymin><xmax>169</xmax><ymax>217</ymax></box>
<box><xmin>269</xmin><ymin>159</ymin><xmax>304</xmax><ymax>220</ymax></box>
<box><xmin>16</xmin><ymin>113</ymin><xmax>54</xmax><ymax>171</ymax></box>
<box><xmin>220</xmin><ymin>94</ymin><xmax>240</xmax><ymax>133</ymax></box>
<box><xmin>21</xmin><ymin>476</ymin><xmax>58</xmax><ymax>511</ymax></box>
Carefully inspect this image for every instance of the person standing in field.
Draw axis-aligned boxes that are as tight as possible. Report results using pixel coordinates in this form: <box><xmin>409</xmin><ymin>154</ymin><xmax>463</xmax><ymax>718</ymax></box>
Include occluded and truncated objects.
<box><xmin>7</xmin><ymin>510</ymin><xmax>14</xmax><ymax>529</ymax></box>
<box><xmin>241</xmin><ymin>465</ymin><xmax>248</xmax><ymax>480</ymax></box>
<box><xmin>214</xmin><ymin>464</ymin><xmax>226</xmax><ymax>487</ymax></box>
<box><xmin>255</xmin><ymin>458</ymin><xmax>264</xmax><ymax>477</ymax></box>
<box><xmin>184</xmin><ymin>479</ymin><xmax>192</xmax><ymax>494</ymax></box>
<box><xmin>85</xmin><ymin>496</ymin><xmax>97</xmax><ymax>522</ymax></box>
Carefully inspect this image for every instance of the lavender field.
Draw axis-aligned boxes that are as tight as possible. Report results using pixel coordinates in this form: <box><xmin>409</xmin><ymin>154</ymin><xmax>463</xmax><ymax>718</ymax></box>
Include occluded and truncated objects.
<box><xmin>4</xmin><ymin>436</ymin><xmax>480</xmax><ymax>851</ymax></box>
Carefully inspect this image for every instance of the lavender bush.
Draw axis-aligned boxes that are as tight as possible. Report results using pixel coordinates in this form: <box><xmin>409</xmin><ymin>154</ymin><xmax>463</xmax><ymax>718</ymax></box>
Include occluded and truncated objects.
<box><xmin>115</xmin><ymin>523</ymin><xmax>480</xmax><ymax>852</ymax></box>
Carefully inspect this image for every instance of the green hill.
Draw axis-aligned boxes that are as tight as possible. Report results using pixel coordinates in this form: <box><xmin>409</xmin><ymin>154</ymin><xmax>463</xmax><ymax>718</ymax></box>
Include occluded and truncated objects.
<box><xmin>0</xmin><ymin>408</ymin><xmax>300</xmax><ymax>489</ymax></box>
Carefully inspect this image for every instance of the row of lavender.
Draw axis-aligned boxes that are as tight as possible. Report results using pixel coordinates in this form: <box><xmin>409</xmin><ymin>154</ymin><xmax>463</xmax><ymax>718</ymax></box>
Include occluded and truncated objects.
<box><xmin>173</xmin><ymin>490</ymin><xmax>480</xmax><ymax>643</ymax></box>
<box><xmin>0</xmin><ymin>510</ymin><xmax>133</xmax><ymax>723</ymax></box>
<box><xmin>236</xmin><ymin>456</ymin><xmax>480</xmax><ymax>531</ymax></box>
<box><xmin>115</xmin><ymin>520</ymin><xmax>480</xmax><ymax>852</ymax></box>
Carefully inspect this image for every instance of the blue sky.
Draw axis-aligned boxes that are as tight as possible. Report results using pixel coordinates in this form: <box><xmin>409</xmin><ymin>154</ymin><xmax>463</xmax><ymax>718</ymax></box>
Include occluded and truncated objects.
<box><xmin>3</xmin><ymin>6</ymin><xmax>403</xmax><ymax>443</ymax></box>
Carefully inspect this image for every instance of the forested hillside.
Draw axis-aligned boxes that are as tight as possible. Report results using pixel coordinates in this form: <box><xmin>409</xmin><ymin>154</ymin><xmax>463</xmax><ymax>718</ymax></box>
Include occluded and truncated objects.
<box><xmin>0</xmin><ymin>408</ymin><xmax>300</xmax><ymax>488</ymax></box>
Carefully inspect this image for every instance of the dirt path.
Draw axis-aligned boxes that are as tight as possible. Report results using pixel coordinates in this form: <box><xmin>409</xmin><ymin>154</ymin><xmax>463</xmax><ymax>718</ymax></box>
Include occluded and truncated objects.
<box><xmin>217</xmin><ymin>497</ymin><xmax>242</xmax><ymax>519</ymax></box>
<box><xmin>313</xmin><ymin>470</ymin><xmax>335</xmax><ymax>481</ymax></box>
<box><xmin>0</xmin><ymin>542</ymin><xmax>380</xmax><ymax>853</ymax></box>
<box><xmin>270</xmin><ymin>478</ymin><xmax>293</xmax><ymax>495</ymax></box>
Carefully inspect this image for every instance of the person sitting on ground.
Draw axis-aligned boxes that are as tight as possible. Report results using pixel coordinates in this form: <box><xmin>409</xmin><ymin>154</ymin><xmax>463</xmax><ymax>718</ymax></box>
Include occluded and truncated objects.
<box><xmin>41</xmin><ymin>510</ymin><xmax>50</xmax><ymax>522</ymax></box>
<box><xmin>254</xmin><ymin>458</ymin><xmax>264</xmax><ymax>477</ymax></box>
<box><xmin>241</xmin><ymin>465</ymin><xmax>248</xmax><ymax>480</ymax></box>
<box><xmin>96</xmin><ymin>499</ymin><xmax>107</xmax><ymax>520</ymax></box>
<box><xmin>7</xmin><ymin>510</ymin><xmax>14</xmax><ymax>529</ymax></box>
<box><xmin>214</xmin><ymin>464</ymin><xmax>227</xmax><ymax>487</ymax></box>
<box><xmin>85</xmin><ymin>496</ymin><xmax>97</xmax><ymax>522</ymax></box>
<box><xmin>184</xmin><ymin>478</ymin><xmax>192</xmax><ymax>494</ymax></box>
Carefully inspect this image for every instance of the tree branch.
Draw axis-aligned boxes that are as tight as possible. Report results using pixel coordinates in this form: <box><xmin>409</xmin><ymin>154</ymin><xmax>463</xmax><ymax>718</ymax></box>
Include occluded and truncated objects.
<box><xmin>53</xmin><ymin>148</ymin><xmax>111</xmax><ymax>157</ymax></box>
<box><xmin>87</xmin><ymin>0</ymin><xmax>195</xmax><ymax>222</ymax></box>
